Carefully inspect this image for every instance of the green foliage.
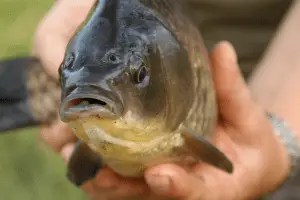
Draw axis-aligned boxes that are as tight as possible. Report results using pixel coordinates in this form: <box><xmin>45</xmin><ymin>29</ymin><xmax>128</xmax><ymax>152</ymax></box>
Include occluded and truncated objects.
<box><xmin>0</xmin><ymin>1</ymin><xmax>86</xmax><ymax>199</ymax></box>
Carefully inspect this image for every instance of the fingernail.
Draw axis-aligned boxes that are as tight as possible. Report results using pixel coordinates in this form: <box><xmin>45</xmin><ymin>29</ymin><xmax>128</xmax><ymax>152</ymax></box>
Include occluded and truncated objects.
<box><xmin>146</xmin><ymin>174</ymin><xmax>170</xmax><ymax>194</ymax></box>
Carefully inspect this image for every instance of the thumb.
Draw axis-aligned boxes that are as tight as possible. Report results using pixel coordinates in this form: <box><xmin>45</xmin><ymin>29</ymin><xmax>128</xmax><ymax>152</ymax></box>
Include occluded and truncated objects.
<box><xmin>60</xmin><ymin>143</ymin><xmax>75</xmax><ymax>163</ymax></box>
<box><xmin>39</xmin><ymin>120</ymin><xmax>76</xmax><ymax>152</ymax></box>
<box><xmin>144</xmin><ymin>164</ymin><xmax>210</xmax><ymax>199</ymax></box>
<box><xmin>210</xmin><ymin>41</ymin><xmax>260</xmax><ymax>128</ymax></box>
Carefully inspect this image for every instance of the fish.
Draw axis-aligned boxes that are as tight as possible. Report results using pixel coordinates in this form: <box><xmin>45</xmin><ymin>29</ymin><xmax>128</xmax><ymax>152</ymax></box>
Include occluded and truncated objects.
<box><xmin>58</xmin><ymin>0</ymin><xmax>234</xmax><ymax>186</ymax></box>
<box><xmin>0</xmin><ymin>0</ymin><xmax>233</xmax><ymax>187</ymax></box>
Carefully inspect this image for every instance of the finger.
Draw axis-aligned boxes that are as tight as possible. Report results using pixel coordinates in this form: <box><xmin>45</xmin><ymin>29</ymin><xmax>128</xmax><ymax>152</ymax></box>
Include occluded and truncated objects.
<box><xmin>80</xmin><ymin>168</ymin><xmax>119</xmax><ymax>199</ymax></box>
<box><xmin>93</xmin><ymin>168</ymin><xmax>148</xmax><ymax>198</ymax></box>
<box><xmin>81</xmin><ymin>180</ymin><xmax>106</xmax><ymax>200</ymax></box>
<box><xmin>60</xmin><ymin>142</ymin><xmax>75</xmax><ymax>163</ymax></box>
<box><xmin>114</xmin><ymin>177</ymin><xmax>149</xmax><ymax>198</ymax></box>
<box><xmin>39</xmin><ymin>120</ymin><xmax>77</xmax><ymax>152</ymax></box>
<box><xmin>145</xmin><ymin>164</ymin><xmax>210</xmax><ymax>199</ymax></box>
<box><xmin>93</xmin><ymin>167</ymin><xmax>122</xmax><ymax>189</ymax></box>
<box><xmin>210</xmin><ymin>41</ymin><xmax>261</xmax><ymax>128</ymax></box>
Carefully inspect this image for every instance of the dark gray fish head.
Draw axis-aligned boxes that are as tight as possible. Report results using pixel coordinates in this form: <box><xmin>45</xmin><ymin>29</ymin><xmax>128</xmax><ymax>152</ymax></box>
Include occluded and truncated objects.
<box><xmin>59</xmin><ymin>0</ymin><xmax>194</xmax><ymax>132</ymax></box>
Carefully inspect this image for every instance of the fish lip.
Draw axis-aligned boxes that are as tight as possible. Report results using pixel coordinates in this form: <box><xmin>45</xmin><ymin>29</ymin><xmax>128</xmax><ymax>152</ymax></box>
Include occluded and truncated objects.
<box><xmin>59</xmin><ymin>92</ymin><xmax>122</xmax><ymax>123</ymax></box>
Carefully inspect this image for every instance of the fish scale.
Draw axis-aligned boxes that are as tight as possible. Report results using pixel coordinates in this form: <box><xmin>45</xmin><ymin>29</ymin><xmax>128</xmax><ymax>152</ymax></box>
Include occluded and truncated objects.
<box><xmin>139</xmin><ymin>0</ymin><xmax>217</xmax><ymax>137</ymax></box>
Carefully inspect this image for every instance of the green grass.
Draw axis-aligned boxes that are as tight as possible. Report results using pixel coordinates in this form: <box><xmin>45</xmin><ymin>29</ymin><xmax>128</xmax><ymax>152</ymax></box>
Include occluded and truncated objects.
<box><xmin>0</xmin><ymin>1</ymin><xmax>87</xmax><ymax>199</ymax></box>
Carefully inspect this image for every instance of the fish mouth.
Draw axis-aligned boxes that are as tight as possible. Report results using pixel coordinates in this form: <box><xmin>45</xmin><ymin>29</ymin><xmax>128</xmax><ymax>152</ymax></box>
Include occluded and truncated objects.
<box><xmin>59</xmin><ymin>87</ymin><xmax>122</xmax><ymax>122</ymax></box>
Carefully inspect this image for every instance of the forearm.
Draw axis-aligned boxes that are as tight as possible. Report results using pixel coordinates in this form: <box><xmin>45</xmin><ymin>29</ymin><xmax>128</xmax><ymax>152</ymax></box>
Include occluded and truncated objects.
<box><xmin>32</xmin><ymin>0</ymin><xmax>96</xmax><ymax>79</ymax></box>
<box><xmin>248</xmin><ymin>1</ymin><xmax>300</xmax><ymax>139</ymax></box>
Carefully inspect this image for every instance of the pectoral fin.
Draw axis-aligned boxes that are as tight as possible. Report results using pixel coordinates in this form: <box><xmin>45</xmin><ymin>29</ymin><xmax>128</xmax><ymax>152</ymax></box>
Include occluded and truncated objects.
<box><xmin>67</xmin><ymin>141</ymin><xmax>103</xmax><ymax>186</ymax></box>
<box><xmin>182</xmin><ymin>127</ymin><xmax>233</xmax><ymax>173</ymax></box>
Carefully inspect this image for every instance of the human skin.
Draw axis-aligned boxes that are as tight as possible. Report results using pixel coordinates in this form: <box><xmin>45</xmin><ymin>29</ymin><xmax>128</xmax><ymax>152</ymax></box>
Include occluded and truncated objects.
<box><xmin>32</xmin><ymin>0</ymin><xmax>300</xmax><ymax>199</ymax></box>
<box><xmin>248</xmin><ymin>1</ymin><xmax>300</xmax><ymax>139</ymax></box>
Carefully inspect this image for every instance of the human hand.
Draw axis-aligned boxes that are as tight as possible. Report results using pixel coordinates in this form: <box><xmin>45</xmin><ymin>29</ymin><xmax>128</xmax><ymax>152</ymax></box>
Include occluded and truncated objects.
<box><xmin>60</xmin><ymin>41</ymin><xmax>290</xmax><ymax>200</ymax></box>
<box><xmin>32</xmin><ymin>0</ymin><xmax>96</xmax><ymax>79</ymax></box>
<box><xmin>31</xmin><ymin>0</ymin><xmax>291</xmax><ymax>199</ymax></box>
<box><xmin>32</xmin><ymin>2</ymin><xmax>292</xmax><ymax>197</ymax></box>
<box><xmin>32</xmin><ymin>0</ymin><xmax>96</xmax><ymax>165</ymax></box>
<box><xmin>140</xmin><ymin>41</ymin><xmax>290</xmax><ymax>200</ymax></box>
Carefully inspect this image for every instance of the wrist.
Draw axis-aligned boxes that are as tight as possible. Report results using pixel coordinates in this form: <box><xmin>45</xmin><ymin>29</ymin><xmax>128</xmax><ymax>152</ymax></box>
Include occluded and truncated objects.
<box><xmin>252</xmin><ymin>129</ymin><xmax>290</xmax><ymax>199</ymax></box>
<box><xmin>262</xmin><ymin>113</ymin><xmax>300</xmax><ymax>199</ymax></box>
<box><xmin>264</xmin><ymin>129</ymin><xmax>290</xmax><ymax>192</ymax></box>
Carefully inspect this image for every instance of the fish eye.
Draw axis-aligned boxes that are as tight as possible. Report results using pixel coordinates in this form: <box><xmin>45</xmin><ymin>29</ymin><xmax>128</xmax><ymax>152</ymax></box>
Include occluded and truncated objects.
<box><xmin>134</xmin><ymin>63</ymin><xmax>147</xmax><ymax>84</ymax></box>
<box><xmin>108</xmin><ymin>54</ymin><xmax>117</xmax><ymax>62</ymax></box>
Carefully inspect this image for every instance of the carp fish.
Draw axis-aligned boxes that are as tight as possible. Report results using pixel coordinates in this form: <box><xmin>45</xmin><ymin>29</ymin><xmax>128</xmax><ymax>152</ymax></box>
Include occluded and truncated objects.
<box><xmin>0</xmin><ymin>0</ymin><xmax>233</xmax><ymax>186</ymax></box>
<box><xmin>59</xmin><ymin>0</ymin><xmax>234</xmax><ymax>185</ymax></box>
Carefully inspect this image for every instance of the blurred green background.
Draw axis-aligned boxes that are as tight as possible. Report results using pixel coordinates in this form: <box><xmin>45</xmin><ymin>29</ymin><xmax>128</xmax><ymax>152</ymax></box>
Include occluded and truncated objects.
<box><xmin>0</xmin><ymin>1</ymin><xmax>87</xmax><ymax>199</ymax></box>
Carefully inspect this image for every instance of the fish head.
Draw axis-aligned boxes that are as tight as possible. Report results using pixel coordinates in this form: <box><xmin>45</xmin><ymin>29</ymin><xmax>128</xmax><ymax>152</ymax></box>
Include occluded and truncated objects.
<box><xmin>58</xmin><ymin>0</ymin><xmax>195</xmax><ymax>141</ymax></box>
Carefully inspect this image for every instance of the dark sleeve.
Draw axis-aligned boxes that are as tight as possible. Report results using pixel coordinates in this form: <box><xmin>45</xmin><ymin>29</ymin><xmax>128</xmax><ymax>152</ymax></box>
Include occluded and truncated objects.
<box><xmin>0</xmin><ymin>57</ymin><xmax>29</xmax><ymax>101</ymax></box>
<box><xmin>0</xmin><ymin>57</ymin><xmax>45</xmax><ymax>133</ymax></box>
